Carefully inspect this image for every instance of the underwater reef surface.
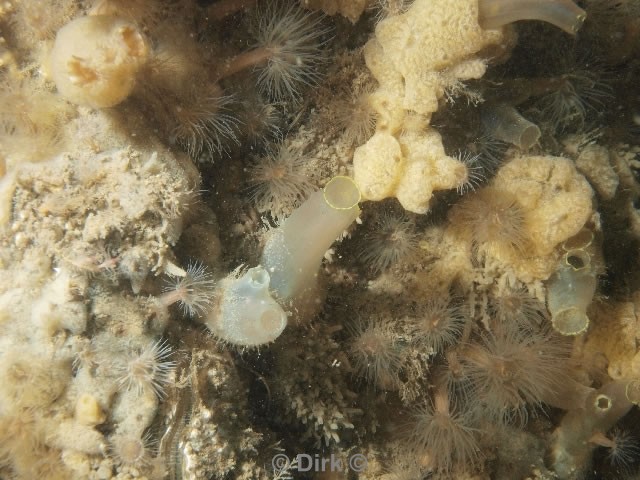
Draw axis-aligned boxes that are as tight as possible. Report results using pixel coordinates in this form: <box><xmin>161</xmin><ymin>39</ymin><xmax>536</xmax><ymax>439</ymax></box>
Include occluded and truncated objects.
<box><xmin>1</xmin><ymin>0</ymin><xmax>640</xmax><ymax>479</ymax></box>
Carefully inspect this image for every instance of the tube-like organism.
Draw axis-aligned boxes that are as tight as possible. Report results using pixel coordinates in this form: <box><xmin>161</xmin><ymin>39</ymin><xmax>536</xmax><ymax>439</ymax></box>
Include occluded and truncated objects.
<box><xmin>262</xmin><ymin>176</ymin><xmax>361</xmax><ymax>315</ymax></box>
<box><xmin>478</xmin><ymin>0</ymin><xmax>586</xmax><ymax>35</ymax></box>
<box><xmin>552</xmin><ymin>381</ymin><xmax>634</xmax><ymax>478</ymax></box>
<box><xmin>204</xmin><ymin>177</ymin><xmax>360</xmax><ymax>346</ymax></box>
<box><xmin>481</xmin><ymin>103</ymin><xmax>541</xmax><ymax>150</ymax></box>
<box><xmin>546</xmin><ymin>248</ymin><xmax>596</xmax><ymax>336</ymax></box>
<box><xmin>206</xmin><ymin>267</ymin><xmax>287</xmax><ymax>346</ymax></box>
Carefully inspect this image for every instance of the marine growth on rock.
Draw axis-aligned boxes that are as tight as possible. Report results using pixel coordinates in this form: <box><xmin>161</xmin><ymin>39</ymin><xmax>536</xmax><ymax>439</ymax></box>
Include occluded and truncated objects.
<box><xmin>1</xmin><ymin>0</ymin><xmax>640</xmax><ymax>479</ymax></box>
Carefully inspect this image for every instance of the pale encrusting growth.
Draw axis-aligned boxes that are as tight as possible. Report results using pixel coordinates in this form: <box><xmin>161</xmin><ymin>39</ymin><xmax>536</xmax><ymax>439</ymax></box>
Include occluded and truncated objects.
<box><xmin>8</xmin><ymin>0</ymin><xmax>78</xmax><ymax>50</ymax></box>
<box><xmin>0</xmin><ymin>350</ymin><xmax>69</xmax><ymax>410</ymax></box>
<box><xmin>0</xmin><ymin>78</ymin><xmax>73</xmax><ymax>170</ymax></box>
<box><xmin>0</xmin><ymin>100</ymin><xmax>206</xmax><ymax>478</ymax></box>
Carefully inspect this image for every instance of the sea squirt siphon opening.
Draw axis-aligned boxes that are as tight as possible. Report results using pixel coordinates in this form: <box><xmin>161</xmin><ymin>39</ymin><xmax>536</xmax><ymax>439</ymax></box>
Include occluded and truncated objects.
<box><xmin>323</xmin><ymin>176</ymin><xmax>361</xmax><ymax>210</ymax></box>
<box><xmin>551</xmin><ymin>307</ymin><xmax>589</xmax><ymax>336</ymax></box>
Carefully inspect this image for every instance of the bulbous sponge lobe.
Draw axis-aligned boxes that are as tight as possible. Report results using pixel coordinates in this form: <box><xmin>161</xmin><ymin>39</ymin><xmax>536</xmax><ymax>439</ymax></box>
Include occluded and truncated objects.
<box><xmin>367</xmin><ymin>0</ymin><xmax>503</xmax><ymax>118</ymax></box>
<box><xmin>49</xmin><ymin>15</ymin><xmax>148</xmax><ymax>108</ymax></box>
<box><xmin>354</xmin><ymin>130</ymin><xmax>468</xmax><ymax>214</ymax></box>
<box><xmin>492</xmin><ymin>155</ymin><xmax>593</xmax><ymax>258</ymax></box>
<box><xmin>448</xmin><ymin>155</ymin><xmax>593</xmax><ymax>281</ymax></box>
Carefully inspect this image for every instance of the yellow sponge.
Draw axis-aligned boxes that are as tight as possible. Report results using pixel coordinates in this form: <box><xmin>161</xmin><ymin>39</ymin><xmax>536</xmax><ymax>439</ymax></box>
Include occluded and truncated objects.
<box><xmin>49</xmin><ymin>15</ymin><xmax>148</xmax><ymax>108</ymax></box>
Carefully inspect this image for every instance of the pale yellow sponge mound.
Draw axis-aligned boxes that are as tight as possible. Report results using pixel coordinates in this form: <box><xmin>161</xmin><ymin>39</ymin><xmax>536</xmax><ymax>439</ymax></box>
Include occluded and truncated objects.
<box><xmin>75</xmin><ymin>394</ymin><xmax>106</xmax><ymax>426</ymax></box>
<box><xmin>354</xmin><ymin>0</ymin><xmax>504</xmax><ymax>213</ymax></box>
<box><xmin>493</xmin><ymin>155</ymin><xmax>594</xmax><ymax>258</ymax></box>
<box><xmin>354</xmin><ymin>130</ymin><xmax>467</xmax><ymax>213</ymax></box>
<box><xmin>49</xmin><ymin>15</ymin><xmax>148</xmax><ymax>108</ymax></box>
<box><xmin>366</xmin><ymin>0</ymin><xmax>503</xmax><ymax>124</ymax></box>
<box><xmin>448</xmin><ymin>155</ymin><xmax>594</xmax><ymax>283</ymax></box>
<box><xmin>353</xmin><ymin>132</ymin><xmax>402</xmax><ymax>201</ymax></box>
